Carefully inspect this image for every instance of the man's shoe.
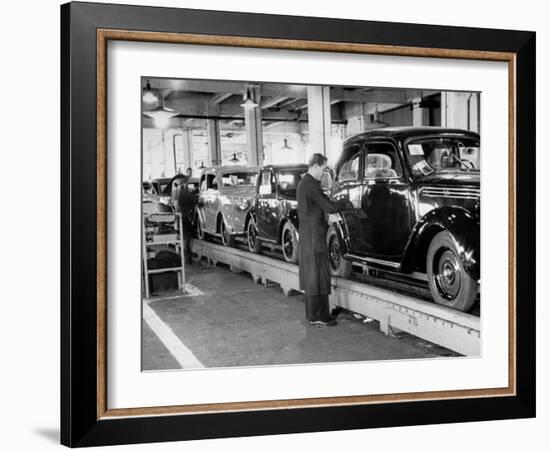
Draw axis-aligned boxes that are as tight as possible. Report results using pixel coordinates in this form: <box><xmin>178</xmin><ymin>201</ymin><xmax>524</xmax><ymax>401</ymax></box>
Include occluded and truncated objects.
<box><xmin>309</xmin><ymin>320</ymin><xmax>338</xmax><ymax>327</ymax></box>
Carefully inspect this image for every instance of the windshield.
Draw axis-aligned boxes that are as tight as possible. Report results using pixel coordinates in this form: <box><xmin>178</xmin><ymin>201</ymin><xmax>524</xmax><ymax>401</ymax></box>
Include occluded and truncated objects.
<box><xmin>406</xmin><ymin>136</ymin><xmax>480</xmax><ymax>177</ymax></box>
<box><xmin>153</xmin><ymin>181</ymin><xmax>170</xmax><ymax>195</ymax></box>
<box><xmin>277</xmin><ymin>168</ymin><xmax>307</xmax><ymax>192</ymax></box>
<box><xmin>221</xmin><ymin>171</ymin><xmax>257</xmax><ymax>188</ymax></box>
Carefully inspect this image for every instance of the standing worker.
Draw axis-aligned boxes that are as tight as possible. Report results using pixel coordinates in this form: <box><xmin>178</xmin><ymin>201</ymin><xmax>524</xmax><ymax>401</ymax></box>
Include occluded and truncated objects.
<box><xmin>171</xmin><ymin>175</ymin><xmax>195</xmax><ymax>265</ymax></box>
<box><xmin>297</xmin><ymin>153</ymin><xmax>345</xmax><ymax>327</ymax></box>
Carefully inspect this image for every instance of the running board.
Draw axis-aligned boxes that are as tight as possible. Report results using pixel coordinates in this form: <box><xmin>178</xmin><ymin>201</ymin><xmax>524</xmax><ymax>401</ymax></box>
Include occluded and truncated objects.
<box><xmin>345</xmin><ymin>254</ymin><xmax>401</xmax><ymax>269</ymax></box>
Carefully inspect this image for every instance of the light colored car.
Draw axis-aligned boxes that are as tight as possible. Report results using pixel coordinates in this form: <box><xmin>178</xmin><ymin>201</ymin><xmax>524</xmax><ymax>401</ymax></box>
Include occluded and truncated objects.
<box><xmin>143</xmin><ymin>177</ymin><xmax>172</xmax><ymax>214</ymax></box>
<box><xmin>195</xmin><ymin>166</ymin><xmax>259</xmax><ymax>246</ymax></box>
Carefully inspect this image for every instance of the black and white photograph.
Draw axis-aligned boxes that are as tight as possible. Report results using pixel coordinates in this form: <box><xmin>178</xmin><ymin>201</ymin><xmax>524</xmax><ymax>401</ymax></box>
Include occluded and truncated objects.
<box><xmin>141</xmin><ymin>77</ymin><xmax>481</xmax><ymax>371</ymax></box>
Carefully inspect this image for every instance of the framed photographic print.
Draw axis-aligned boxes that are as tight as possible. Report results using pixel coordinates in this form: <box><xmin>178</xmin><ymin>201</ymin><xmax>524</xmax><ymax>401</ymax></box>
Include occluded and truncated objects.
<box><xmin>60</xmin><ymin>1</ymin><xmax>536</xmax><ymax>447</ymax></box>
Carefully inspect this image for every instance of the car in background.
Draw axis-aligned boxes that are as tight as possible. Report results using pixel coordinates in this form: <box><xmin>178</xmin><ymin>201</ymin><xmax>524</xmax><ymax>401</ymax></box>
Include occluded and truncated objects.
<box><xmin>195</xmin><ymin>166</ymin><xmax>259</xmax><ymax>246</ymax></box>
<box><xmin>246</xmin><ymin>164</ymin><xmax>308</xmax><ymax>263</ymax></box>
<box><xmin>327</xmin><ymin>127</ymin><xmax>480</xmax><ymax>312</ymax></box>
<box><xmin>186</xmin><ymin>177</ymin><xmax>200</xmax><ymax>193</ymax></box>
<box><xmin>141</xmin><ymin>177</ymin><xmax>172</xmax><ymax>212</ymax></box>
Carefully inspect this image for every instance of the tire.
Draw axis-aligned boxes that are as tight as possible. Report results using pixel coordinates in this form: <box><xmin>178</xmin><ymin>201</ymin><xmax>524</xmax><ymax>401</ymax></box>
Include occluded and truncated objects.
<box><xmin>195</xmin><ymin>214</ymin><xmax>204</xmax><ymax>240</ymax></box>
<box><xmin>327</xmin><ymin>226</ymin><xmax>352</xmax><ymax>278</ymax></box>
<box><xmin>426</xmin><ymin>230</ymin><xmax>477</xmax><ymax>312</ymax></box>
<box><xmin>281</xmin><ymin>221</ymin><xmax>299</xmax><ymax>264</ymax></box>
<box><xmin>219</xmin><ymin>216</ymin><xmax>234</xmax><ymax>247</ymax></box>
<box><xmin>247</xmin><ymin>217</ymin><xmax>261</xmax><ymax>254</ymax></box>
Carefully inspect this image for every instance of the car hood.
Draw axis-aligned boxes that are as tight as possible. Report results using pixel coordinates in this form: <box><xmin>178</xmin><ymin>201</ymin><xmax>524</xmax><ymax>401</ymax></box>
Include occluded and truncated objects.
<box><xmin>419</xmin><ymin>171</ymin><xmax>480</xmax><ymax>188</ymax></box>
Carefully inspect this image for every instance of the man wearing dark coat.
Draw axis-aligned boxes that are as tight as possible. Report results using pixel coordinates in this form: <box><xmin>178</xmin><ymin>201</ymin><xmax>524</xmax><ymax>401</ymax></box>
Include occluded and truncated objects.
<box><xmin>171</xmin><ymin>174</ymin><xmax>195</xmax><ymax>265</ymax></box>
<box><xmin>297</xmin><ymin>153</ymin><xmax>345</xmax><ymax>327</ymax></box>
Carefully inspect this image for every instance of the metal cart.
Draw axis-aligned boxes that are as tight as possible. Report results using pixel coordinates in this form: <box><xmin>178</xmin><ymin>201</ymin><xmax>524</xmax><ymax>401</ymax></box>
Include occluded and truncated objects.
<box><xmin>142</xmin><ymin>212</ymin><xmax>186</xmax><ymax>298</ymax></box>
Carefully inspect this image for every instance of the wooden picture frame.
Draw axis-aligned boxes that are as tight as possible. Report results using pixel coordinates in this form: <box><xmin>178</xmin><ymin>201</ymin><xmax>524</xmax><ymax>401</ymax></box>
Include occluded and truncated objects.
<box><xmin>61</xmin><ymin>1</ymin><xmax>535</xmax><ymax>446</ymax></box>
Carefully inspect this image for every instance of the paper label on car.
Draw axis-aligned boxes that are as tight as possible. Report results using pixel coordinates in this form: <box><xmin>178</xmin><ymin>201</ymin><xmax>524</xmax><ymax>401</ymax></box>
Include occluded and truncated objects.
<box><xmin>408</xmin><ymin>144</ymin><xmax>425</xmax><ymax>156</ymax></box>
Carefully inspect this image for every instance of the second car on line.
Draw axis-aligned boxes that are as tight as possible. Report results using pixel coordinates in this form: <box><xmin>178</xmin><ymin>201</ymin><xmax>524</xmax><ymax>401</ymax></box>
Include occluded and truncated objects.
<box><xmin>246</xmin><ymin>164</ymin><xmax>308</xmax><ymax>263</ymax></box>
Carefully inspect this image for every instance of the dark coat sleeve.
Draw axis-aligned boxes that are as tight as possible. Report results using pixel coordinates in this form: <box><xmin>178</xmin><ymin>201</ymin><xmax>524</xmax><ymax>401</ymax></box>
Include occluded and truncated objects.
<box><xmin>310</xmin><ymin>182</ymin><xmax>344</xmax><ymax>214</ymax></box>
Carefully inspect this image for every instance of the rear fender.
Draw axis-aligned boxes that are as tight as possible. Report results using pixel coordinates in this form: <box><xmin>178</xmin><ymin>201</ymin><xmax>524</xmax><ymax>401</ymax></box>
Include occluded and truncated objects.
<box><xmin>328</xmin><ymin>213</ymin><xmax>350</xmax><ymax>255</ymax></box>
<box><xmin>194</xmin><ymin>206</ymin><xmax>205</xmax><ymax>226</ymax></box>
<box><xmin>277</xmin><ymin>214</ymin><xmax>298</xmax><ymax>243</ymax></box>
<box><xmin>401</xmin><ymin>206</ymin><xmax>480</xmax><ymax>279</ymax></box>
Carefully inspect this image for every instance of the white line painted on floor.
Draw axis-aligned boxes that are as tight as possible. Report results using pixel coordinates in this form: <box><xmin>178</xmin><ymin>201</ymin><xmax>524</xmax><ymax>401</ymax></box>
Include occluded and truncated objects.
<box><xmin>143</xmin><ymin>301</ymin><xmax>205</xmax><ymax>369</ymax></box>
<box><xmin>144</xmin><ymin>284</ymin><xmax>205</xmax><ymax>303</ymax></box>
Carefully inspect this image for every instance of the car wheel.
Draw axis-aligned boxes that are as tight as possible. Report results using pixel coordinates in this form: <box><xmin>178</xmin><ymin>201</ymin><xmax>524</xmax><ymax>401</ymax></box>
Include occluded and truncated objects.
<box><xmin>247</xmin><ymin>217</ymin><xmax>261</xmax><ymax>254</ymax></box>
<box><xmin>195</xmin><ymin>214</ymin><xmax>204</xmax><ymax>240</ymax></box>
<box><xmin>426</xmin><ymin>230</ymin><xmax>477</xmax><ymax>312</ymax></box>
<box><xmin>281</xmin><ymin>221</ymin><xmax>299</xmax><ymax>264</ymax></box>
<box><xmin>327</xmin><ymin>226</ymin><xmax>352</xmax><ymax>278</ymax></box>
<box><xmin>219</xmin><ymin>217</ymin><xmax>234</xmax><ymax>247</ymax></box>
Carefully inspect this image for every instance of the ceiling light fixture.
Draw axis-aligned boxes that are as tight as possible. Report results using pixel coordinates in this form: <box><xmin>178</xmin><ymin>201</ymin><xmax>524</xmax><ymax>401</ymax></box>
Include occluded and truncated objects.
<box><xmin>142</xmin><ymin>95</ymin><xmax>179</xmax><ymax>129</ymax></box>
<box><xmin>142</xmin><ymin>80</ymin><xmax>158</xmax><ymax>104</ymax></box>
<box><xmin>281</xmin><ymin>138</ymin><xmax>293</xmax><ymax>151</ymax></box>
<box><xmin>229</xmin><ymin>153</ymin><xmax>240</xmax><ymax>163</ymax></box>
<box><xmin>280</xmin><ymin>121</ymin><xmax>293</xmax><ymax>151</ymax></box>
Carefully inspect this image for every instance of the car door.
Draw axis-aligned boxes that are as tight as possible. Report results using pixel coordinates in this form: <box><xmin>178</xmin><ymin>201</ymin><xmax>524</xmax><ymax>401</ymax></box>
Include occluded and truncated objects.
<box><xmin>203</xmin><ymin>173</ymin><xmax>219</xmax><ymax>233</ymax></box>
<box><xmin>361</xmin><ymin>139</ymin><xmax>412</xmax><ymax>259</ymax></box>
<box><xmin>256</xmin><ymin>169</ymin><xmax>278</xmax><ymax>241</ymax></box>
<box><xmin>334</xmin><ymin>144</ymin><xmax>366</xmax><ymax>253</ymax></box>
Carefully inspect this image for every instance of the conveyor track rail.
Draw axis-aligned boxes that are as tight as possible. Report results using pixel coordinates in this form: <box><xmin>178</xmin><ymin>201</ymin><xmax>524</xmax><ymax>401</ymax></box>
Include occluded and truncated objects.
<box><xmin>191</xmin><ymin>239</ymin><xmax>480</xmax><ymax>356</ymax></box>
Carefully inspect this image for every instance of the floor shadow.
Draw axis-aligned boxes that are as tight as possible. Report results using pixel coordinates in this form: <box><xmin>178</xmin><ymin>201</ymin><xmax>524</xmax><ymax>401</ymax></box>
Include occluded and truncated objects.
<box><xmin>34</xmin><ymin>428</ymin><xmax>59</xmax><ymax>444</ymax></box>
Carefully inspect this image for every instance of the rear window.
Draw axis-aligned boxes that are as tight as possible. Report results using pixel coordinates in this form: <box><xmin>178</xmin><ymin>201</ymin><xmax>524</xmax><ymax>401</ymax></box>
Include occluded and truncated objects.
<box><xmin>221</xmin><ymin>171</ymin><xmax>257</xmax><ymax>187</ymax></box>
<box><xmin>277</xmin><ymin>168</ymin><xmax>307</xmax><ymax>192</ymax></box>
<box><xmin>336</xmin><ymin>145</ymin><xmax>361</xmax><ymax>181</ymax></box>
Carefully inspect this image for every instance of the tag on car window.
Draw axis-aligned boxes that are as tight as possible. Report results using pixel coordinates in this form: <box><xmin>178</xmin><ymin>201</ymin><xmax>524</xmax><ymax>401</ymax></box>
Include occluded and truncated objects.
<box><xmin>408</xmin><ymin>144</ymin><xmax>424</xmax><ymax>156</ymax></box>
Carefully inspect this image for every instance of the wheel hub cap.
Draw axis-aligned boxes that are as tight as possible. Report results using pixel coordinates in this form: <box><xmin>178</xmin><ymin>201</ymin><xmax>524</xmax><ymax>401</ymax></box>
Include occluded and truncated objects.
<box><xmin>435</xmin><ymin>249</ymin><xmax>461</xmax><ymax>300</ymax></box>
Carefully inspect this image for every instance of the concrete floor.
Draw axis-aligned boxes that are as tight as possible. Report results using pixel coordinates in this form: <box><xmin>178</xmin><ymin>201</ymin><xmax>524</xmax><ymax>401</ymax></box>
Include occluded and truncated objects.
<box><xmin>142</xmin><ymin>260</ymin><xmax>458</xmax><ymax>371</ymax></box>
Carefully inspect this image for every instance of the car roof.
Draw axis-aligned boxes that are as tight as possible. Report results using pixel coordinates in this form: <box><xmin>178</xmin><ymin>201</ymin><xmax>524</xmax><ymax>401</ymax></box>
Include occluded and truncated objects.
<box><xmin>261</xmin><ymin>164</ymin><xmax>308</xmax><ymax>171</ymax></box>
<box><xmin>202</xmin><ymin>165</ymin><xmax>260</xmax><ymax>174</ymax></box>
<box><xmin>344</xmin><ymin>126</ymin><xmax>480</xmax><ymax>146</ymax></box>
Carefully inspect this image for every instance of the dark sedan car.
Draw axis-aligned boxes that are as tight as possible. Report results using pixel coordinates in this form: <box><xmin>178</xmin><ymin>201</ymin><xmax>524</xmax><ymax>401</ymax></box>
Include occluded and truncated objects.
<box><xmin>246</xmin><ymin>164</ymin><xmax>309</xmax><ymax>263</ymax></box>
<box><xmin>328</xmin><ymin>127</ymin><xmax>480</xmax><ymax>312</ymax></box>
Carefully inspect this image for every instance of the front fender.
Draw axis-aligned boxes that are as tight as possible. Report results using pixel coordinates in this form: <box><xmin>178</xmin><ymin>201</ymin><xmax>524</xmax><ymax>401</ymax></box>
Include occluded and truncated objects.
<box><xmin>401</xmin><ymin>206</ymin><xmax>480</xmax><ymax>279</ymax></box>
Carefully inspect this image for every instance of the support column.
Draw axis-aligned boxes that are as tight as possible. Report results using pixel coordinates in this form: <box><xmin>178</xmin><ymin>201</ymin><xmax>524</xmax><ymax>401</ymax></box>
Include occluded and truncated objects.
<box><xmin>307</xmin><ymin>86</ymin><xmax>332</xmax><ymax>156</ymax></box>
<box><xmin>244</xmin><ymin>85</ymin><xmax>263</xmax><ymax>166</ymax></box>
<box><xmin>207</xmin><ymin>119</ymin><xmax>222</xmax><ymax>166</ymax></box>
<box><xmin>181</xmin><ymin>129</ymin><xmax>194</xmax><ymax>172</ymax></box>
<box><xmin>441</xmin><ymin>92</ymin><xmax>479</xmax><ymax>131</ymax></box>
<box><xmin>412</xmin><ymin>98</ymin><xmax>430</xmax><ymax>126</ymax></box>
<box><xmin>467</xmin><ymin>93</ymin><xmax>480</xmax><ymax>133</ymax></box>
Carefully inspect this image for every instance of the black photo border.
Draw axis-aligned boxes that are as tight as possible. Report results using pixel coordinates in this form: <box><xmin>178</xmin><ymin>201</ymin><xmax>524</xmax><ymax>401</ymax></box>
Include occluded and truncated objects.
<box><xmin>61</xmin><ymin>1</ymin><xmax>535</xmax><ymax>447</ymax></box>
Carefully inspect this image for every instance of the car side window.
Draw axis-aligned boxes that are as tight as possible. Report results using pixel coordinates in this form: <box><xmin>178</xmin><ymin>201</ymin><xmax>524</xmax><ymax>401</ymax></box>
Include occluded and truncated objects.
<box><xmin>364</xmin><ymin>142</ymin><xmax>403</xmax><ymax>179</ymax></box>
<box><xmin>206</xmin><ymin>174</ymin><xmax>218</xmax><ymax>191</ymax></box>
<box><xmin>338</xmin><ymin>147</ymin><xmax>361</xmax><ymax>181</ymax></box>
<box><xmin>259</xmin><ymin>170</ymin><xmax>275</xmax><ymax>195</ymax></box>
